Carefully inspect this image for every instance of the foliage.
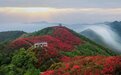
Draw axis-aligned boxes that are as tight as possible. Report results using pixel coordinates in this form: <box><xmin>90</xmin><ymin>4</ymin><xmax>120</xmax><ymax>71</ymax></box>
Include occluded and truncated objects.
<box><xmin>61</xmin><ymin>42</ymin><xmax>117</xmax><ymax>57</ymax></box>
<box><xmin>42</xmin><ymin>56</ymin><xmax>121</xmax><ymax>75</ymax></box>
<box><xmin>0</xmin><ymin>26</ymin><xmax>120</xmax><ymax>75</ymax></box>
<box><xmin>0</xmin><ymin>48</ymin><xmax>39</xmax><ymax>75</ymax></box>
<box><xmin>0</xmin><ymin>31</ymin><xmax>25</xmax><ymax>42</ymax></box>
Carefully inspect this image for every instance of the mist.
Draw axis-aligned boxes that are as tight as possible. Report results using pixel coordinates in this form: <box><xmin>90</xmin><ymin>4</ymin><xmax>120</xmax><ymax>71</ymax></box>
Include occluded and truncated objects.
<box><xmin>79</xmin><ymin>24</ymin><xmax>121</xmax><ymax>52</ymax></box>
<box><xmin>1</xmin><ymin>22</ymin><xmax>121</xmax><ymax>52</ymax></box>
<box><xmin>0</xmin><ymin>23</ymin><xmax>57</xmax><ymax>32</ymax></box>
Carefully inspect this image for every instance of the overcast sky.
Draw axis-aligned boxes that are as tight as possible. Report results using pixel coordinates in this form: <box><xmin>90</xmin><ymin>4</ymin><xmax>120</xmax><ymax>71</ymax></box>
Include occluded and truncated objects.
<box><xmin>0</xmin><ymin>0</ymin><xmax>121</xmax><ymax>24</ymax></box>
<box><xmin>0</xmin><ymin>0</ymin><xmax>121</xmax><ymax>8</ymax></box>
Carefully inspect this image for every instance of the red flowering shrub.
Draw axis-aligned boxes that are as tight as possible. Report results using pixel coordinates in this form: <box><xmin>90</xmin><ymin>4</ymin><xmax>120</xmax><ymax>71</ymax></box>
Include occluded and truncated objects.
<box><xmin>41</xmin><ymin>56</ymin><xmax>121</xmax><ymax>75</ymax></box>
<box><xmin>72</xmin><ymin>65</ymin><xmax>80</xmax><ymax>69</ymax></box>
<box><xmin>102</xmin><ymin>56</ymin><xmax>121</xmax><ymax>74</ymax></box>
<box><xmin>10</xmin><ymin>34</ymin><xmax>75</xmax><ymax>51</ymax></box>
<box><xmin>65</xmin><ymin>63</ymin><xmax>70</xmax><ymax>70</ymax></box>
<box><xmin>60</xmin><ymin>56</ymin><xmax>71</xmax><ymax>62</ymax></box>
<box><xmin>53</xmin><ymin>26</ymin><xmax>82</xmax><ymax>45</ymax></box>
<box><xmin>9</xmin><ymin>26</ymin><xmax>87</xmax><ymax>72</ymax></box>
<box><xmin>41</xmin><ymin>70</ymin><xmax>54</xmax><ymax>75</ymax></box>
<box><xmin>10</xmin><ymin>38</ymin><xmax>31</xmax><ymax>49</ymax></box>
<box><xmin>10</xmin><ymin>26</ymin><xmax>84</xmax><ymax>67</ymax></box>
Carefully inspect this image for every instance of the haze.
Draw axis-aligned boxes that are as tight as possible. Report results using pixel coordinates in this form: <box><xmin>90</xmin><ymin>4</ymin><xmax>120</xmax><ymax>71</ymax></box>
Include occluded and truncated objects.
<box><xmin>0</xmin><ymin>0</ymin><xmax>121</xmax><ymax>24</ymax></box>
<box><xmin>1</xmin><ymin>0</ymin><xmax>121</xmax><ymax>52</ymax></box>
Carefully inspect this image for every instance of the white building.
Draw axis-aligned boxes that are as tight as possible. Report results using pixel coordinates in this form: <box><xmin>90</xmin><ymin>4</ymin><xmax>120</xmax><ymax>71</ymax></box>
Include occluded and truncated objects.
<box><xmin>34</xmin><ymin>42</ymin><xmax>48</xmax><ymax>48</ymax></box>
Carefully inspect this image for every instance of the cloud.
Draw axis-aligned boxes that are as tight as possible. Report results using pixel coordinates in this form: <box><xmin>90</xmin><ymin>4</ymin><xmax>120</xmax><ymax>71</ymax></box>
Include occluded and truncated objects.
<box><xmin>0</xmin><ymin>7</ymin><xmax>121</xmax><ymax>24</ymax></box>
<box><xmin>0</xmin><ymin>0</ymin><xmax>121</xmax><ymax>8</ymax></box>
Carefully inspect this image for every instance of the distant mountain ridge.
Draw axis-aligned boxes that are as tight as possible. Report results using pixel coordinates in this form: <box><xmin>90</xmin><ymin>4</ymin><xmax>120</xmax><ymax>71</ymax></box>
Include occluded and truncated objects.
<box><xmin>109</xmin><ymin>21</ymin><xmax>121</xmax><ymax>37</ymax></box>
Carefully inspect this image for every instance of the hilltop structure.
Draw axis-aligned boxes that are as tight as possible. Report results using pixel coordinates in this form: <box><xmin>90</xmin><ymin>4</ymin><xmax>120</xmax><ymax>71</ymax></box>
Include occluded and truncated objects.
<box><xmin>34</xmin><ymin>42</ymin><xmax>48</xmax><ymax>48</ymax></box>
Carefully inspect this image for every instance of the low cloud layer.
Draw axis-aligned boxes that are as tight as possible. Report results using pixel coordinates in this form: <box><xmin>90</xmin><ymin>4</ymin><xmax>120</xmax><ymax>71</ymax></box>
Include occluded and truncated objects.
<box><xmin>0</xmin><ymin>7</ymin><xmax>121</xmax><ymax>24</ymax></box>
<box><xmin>0</xmin><ymin>0</ymin><xmax>121</xmax><ymax>24</ymax></box>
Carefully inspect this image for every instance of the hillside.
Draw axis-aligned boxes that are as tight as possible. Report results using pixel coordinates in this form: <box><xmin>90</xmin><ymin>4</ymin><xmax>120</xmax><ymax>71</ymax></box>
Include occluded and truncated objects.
<box><xmin>81</xmin><ymin>29</ymin><xmax>105</xmax><ymax>44</ymax></box>
<box><xmin>80</xmin><ymin>29</ymin><xmax>119</xmax><ymax>52</ymax></box>
<box><xmin>0</xmin><ymin>31</ymin><xmax>26</xmax><ymax>43</ymax></box>
<box><xmin>0</xmin><ymin>26</ymin><xmax>120</xmax><ymax>75</ymax></box>
<box><xmin>10</xmin><ymin>26</ymin><xmax>117</xmax><ymax>56</ymax></box>
<box><xmin>42</xmin><ymin>56</ymin><xmax>121</xmax><ymax>75</ymax></box>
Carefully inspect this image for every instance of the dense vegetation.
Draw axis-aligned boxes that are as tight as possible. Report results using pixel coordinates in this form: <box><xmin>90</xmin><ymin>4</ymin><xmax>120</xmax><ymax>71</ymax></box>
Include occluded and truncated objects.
<box><xmin>42</xmin><ymin>56</ymin><xmax>121</xmax><ymax>75</ymax></box>
<box><xmin>0</xmin><ymin>31</ymin><xmax>26</xmax><ymax>43</ymax></box>
<box><xmin>0</xmin><ymin>26</ymin><xmax>120</xmax><ymax>75</ymax></box>
<box><xmin>61</xmin><ymin>42</ymin><xmax>117</xmax><ymax>57</ymax></box>
<box><xmin>0</xmin><ymin>48</ymin><xmax>39</xmax><ymax>75</ymax></box>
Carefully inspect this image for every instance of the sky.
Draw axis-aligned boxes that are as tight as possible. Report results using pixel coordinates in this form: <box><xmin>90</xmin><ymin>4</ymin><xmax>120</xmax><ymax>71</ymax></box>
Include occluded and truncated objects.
<box><xmin>1</xmin><ymin>0</ymin><xmax>121</xmax><ymax>52</ymax></box>
<box><xmin>0</xmin><ymin>0</ymin><xmax>121</xmax><ymax>24</ymax></box>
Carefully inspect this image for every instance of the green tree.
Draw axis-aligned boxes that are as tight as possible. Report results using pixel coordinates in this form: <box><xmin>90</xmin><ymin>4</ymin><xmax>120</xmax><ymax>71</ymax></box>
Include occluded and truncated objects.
<box><xmin>0</xmin><ymin>48</ymin><xmax>39</xmax><ymax>75</ymax></box>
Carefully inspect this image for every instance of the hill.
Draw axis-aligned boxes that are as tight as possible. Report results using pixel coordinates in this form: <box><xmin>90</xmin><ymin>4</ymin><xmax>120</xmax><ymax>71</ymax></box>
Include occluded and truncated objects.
<box><xmin>81</xmin><ymin>29</ymin><xmax>105</xmax><ymax>44</ymax></box>
<box><xmin>10</xmin><ymin>26</ymin><xmax>117</xmax><ymax>56</ymax></box>
<box><xmin>80</xmin><ymin>29</ymin><xmax>120</xmax><ymax>52</ymax></box>
<box><xmin>0</xmin><ymin>31</ymin><xmax>26</xmax><ymax>43</ymax></box>
<box><xmin>0</xmin><ymin>26</ymin><xmax>120</xmax><ymax>75</ymax></box>
<box><xmin>109</xmin><ymin>21</ymin><xmax>121</xmax><ymax>37</ymax></box>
